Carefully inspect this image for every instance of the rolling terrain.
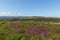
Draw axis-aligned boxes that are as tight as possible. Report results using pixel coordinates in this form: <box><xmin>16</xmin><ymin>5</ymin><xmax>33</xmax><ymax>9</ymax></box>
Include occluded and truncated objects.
<box><xmin>0</xmin><ymin>16</ymin><xmax>60</xmax><ymax>40</ymax></box>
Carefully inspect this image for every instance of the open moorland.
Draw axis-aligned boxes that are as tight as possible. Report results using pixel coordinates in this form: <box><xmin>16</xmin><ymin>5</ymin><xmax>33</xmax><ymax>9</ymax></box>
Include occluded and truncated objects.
<box><xmin>0</xmin><ymin>16</ymin><xmax>60</xmax><ymax>40</ymax></box>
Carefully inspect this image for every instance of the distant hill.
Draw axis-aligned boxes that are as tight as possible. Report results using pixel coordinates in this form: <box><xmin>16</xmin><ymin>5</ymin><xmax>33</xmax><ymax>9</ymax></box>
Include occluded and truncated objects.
<box><xmin>0</xmin><ymin>16</ymin><xmax>60</xmax><ymax>22</ymax></box>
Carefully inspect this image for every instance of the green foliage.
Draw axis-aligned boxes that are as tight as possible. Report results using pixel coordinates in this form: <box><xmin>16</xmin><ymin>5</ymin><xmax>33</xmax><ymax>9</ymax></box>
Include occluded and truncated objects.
<box><xmin>0</xmin><ymin>19</ymin><xmax>60</xmax><ymax>40</ymax></box>
<box><xmin>6</xmin><ymin>34</ymin><xmax>24</xmax><ymax>40</ymax></box>
<box><xmin>30</xmin><ymin>35</ymin><xmax>44</xmax><ymax>40</ymax></box>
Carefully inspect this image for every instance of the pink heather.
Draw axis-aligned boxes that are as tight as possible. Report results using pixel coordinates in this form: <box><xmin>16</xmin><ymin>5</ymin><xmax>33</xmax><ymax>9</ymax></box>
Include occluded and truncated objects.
<box><xmin>12</xmin><ymin>22</ymin><xmax>19</xmax><ymax>27</ymax></box>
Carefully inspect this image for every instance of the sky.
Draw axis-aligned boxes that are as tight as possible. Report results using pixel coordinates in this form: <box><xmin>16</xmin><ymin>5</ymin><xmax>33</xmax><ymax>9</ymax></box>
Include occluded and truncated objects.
<box><xmin>0</xmin><ymin>0</ymin><xmax>60</xmax><ymax>17</ymax></box>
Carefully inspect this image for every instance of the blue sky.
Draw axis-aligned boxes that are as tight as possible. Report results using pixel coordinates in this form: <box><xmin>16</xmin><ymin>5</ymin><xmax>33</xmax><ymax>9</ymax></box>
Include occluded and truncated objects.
<box><xmin>0</xmin><ymin>0</ymin><xmax>60</xmax><ymax>17</ymax></box>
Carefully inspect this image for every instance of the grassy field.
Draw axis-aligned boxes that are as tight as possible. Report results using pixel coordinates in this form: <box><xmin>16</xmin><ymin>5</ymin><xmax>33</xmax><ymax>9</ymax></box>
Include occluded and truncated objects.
<box><xmin>0</xmin><ymin>17</ymin><xmax>60</xmax><ymax>40</ymax></box>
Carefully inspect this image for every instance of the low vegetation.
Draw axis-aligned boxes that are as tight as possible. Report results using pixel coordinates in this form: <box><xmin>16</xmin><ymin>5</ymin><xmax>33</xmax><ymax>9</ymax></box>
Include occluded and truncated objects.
<box><xmin>0</xmin><ymin>17</ymin><xmax>60</xmax><ymax>40</ymax></box>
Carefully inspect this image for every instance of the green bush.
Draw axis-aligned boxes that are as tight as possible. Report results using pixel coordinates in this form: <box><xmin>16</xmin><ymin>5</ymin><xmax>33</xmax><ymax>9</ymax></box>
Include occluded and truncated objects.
<box><xmin>6</xmin><ymin>34</ymin><xmax>24</xmax><ymax>40</ymax></box>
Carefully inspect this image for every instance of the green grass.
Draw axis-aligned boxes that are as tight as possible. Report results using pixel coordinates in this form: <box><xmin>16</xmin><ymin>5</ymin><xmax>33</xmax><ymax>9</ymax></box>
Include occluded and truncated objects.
<box><xmin>0</xmin><ymin>19</ymin><xmax>60</xmax><ymax>40</ymax></box>
<box><xmin>6</xmin><ymin>34</ymin><xmax>24</xmax><ymax>40</ymax></box>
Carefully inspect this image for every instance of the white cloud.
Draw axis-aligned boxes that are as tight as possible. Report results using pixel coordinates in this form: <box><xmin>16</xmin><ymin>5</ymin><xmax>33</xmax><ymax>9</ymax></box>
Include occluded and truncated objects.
<box><xmin>0</xmin><ymin>11</ymin><xmax>21</xmax><ymax>16</ymax></box>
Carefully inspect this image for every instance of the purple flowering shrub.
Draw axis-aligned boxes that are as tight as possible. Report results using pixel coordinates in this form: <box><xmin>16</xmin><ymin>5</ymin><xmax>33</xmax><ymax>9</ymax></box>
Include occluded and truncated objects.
<box><xmin>25</xmin><ymin>25</ymin><xmax>52</xmax><ymax>40</ymax></box>
<box><xmin>11</xmin><ymin>22</ymin><xmax>19</xmax><ymax>28</ymax></box>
